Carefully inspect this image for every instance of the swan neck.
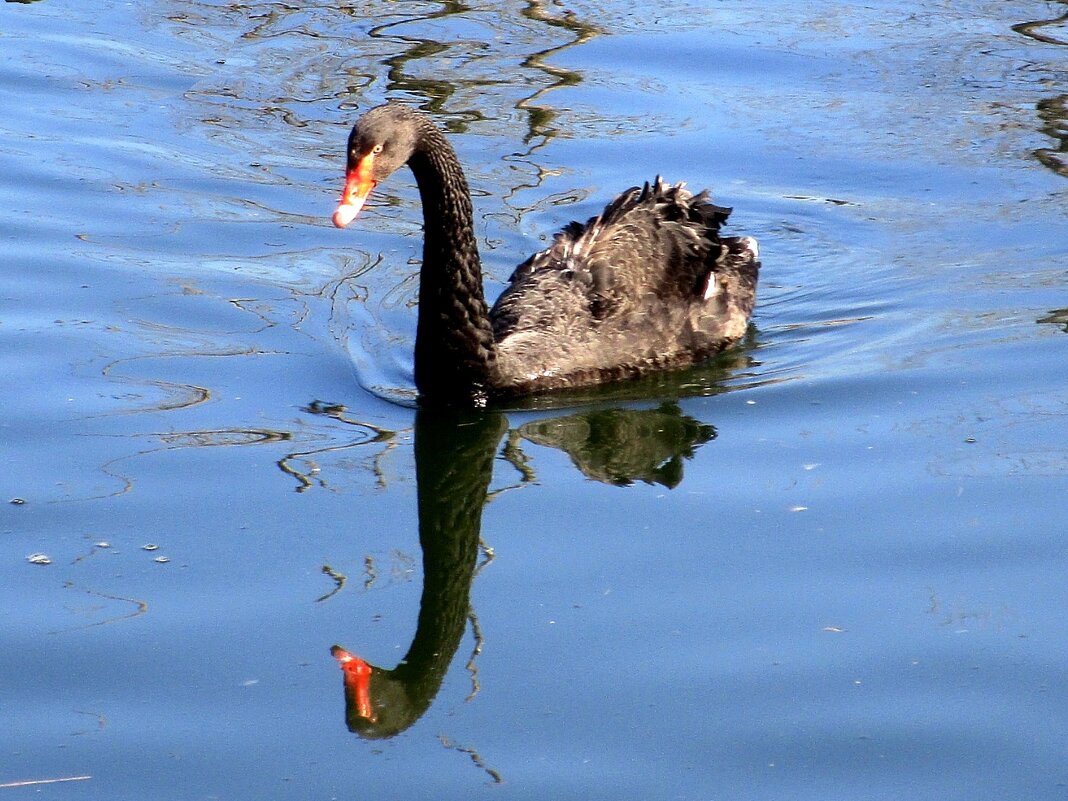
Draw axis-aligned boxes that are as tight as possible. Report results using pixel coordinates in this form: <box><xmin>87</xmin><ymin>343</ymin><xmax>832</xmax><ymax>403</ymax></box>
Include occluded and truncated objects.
<box><xmin>408</xmin><ymin>126</ymin><xmax>498</xmax><ymax>403</ymax></box>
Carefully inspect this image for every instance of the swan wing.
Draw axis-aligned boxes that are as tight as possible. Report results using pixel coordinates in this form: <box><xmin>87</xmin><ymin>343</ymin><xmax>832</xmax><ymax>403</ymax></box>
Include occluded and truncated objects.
<box><xmin>491</xmin><ymin>178</ymin><xmax>731</xmax><ymax>336</ymax></box>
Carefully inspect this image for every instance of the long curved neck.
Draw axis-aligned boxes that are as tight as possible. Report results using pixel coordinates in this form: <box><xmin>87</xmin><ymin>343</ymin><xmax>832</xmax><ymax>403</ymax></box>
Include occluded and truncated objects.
<box><xmin>408</xmin><ymin>124</ymin><xmax>499</xmax><ymax>404</ymax></box>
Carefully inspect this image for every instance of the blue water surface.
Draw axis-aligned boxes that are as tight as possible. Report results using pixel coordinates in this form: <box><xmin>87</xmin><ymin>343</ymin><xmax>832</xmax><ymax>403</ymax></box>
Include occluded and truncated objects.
<box><xmin>2</xmin><ymin>1</ymin><xmax>1067</xmax><ymax>799</ymax></box>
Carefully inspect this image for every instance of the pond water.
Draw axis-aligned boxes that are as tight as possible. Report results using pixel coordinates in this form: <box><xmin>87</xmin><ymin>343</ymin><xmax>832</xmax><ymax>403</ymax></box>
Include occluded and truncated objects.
<box><xmin>2</xmin><ymin>0</ymin><xmax>1067</xmax><ymax>799</ymax></box>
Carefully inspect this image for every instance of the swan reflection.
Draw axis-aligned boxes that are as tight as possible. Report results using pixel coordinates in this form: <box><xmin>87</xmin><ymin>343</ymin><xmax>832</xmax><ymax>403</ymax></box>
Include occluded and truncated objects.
<box><xmin>516</xmin><ymin>402</ymin><xmax>714</xmax><ymax>488</ymax></box>
<box><xmin>329</xmin><ymin>401</ymin><xmax>716</xmax><ymax>738</ymax></box>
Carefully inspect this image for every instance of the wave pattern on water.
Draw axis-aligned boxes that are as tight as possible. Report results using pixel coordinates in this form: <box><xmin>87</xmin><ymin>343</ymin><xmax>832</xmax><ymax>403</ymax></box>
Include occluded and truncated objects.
<box><xmin>2</xmin><ymin>1</ymin><xmax>1068</xmax><ymax>799</ymax></box>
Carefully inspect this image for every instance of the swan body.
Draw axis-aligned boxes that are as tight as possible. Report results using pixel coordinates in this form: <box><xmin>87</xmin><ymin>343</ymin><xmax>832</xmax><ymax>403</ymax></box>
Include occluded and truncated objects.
<box><xmin>333</xmin><ymin>103</ymin><xmax>759</xmax><ymax>406</ymax></box>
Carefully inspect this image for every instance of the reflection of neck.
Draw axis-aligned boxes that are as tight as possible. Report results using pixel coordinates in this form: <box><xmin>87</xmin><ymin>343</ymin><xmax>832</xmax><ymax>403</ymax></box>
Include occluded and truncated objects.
<box><xmin>400</xmin><ymin>411</ymin><xmax>505</xmax><ymax>699</ymax></box>
<box><xmin>341</xmin><ymin>411</ymin><xmax>505</xmax><ymax>738</ymax></box>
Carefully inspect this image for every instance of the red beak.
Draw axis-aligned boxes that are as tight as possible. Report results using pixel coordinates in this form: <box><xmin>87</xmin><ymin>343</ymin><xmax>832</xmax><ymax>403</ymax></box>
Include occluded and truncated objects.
<box><xmin>332</xmin><ymin>152</ymin><xmax>377</xmax><ymax>228</ymax></box>
<box><xmin>331</xmin><ymin>645</ymin><xmax>376</xmax><ymax>722</ymax></box>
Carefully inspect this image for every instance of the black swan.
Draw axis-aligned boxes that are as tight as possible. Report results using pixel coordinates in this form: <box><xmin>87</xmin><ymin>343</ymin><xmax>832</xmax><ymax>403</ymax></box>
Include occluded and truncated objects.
<box><xmin>333</xmin><ymin>103</ymin><xmax>760</xmax><ymax>406</ymax></box>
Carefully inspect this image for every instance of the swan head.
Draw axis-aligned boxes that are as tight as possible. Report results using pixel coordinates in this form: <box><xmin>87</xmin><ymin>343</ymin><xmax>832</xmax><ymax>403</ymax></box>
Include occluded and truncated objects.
<box><xmin>333</xmin><ymin>104</ymin><xmax>422</xmax><ymax>228</ymax></box>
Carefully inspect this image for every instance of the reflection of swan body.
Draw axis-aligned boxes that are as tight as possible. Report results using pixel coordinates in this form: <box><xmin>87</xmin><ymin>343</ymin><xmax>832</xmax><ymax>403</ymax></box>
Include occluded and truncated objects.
<box><xmin>333</xmin><ymin>103</ymin><xmax>760</xmax><ymax>406</ymax></box>
<box><xmin>518</xmin><ymin>402</ymin><xmax>714</xmax><ymax>488</ymax></box>
<box><xmin>332</xmin><ymin>403</ymin><xmax>718</xmax><ymax>738</ymax></box>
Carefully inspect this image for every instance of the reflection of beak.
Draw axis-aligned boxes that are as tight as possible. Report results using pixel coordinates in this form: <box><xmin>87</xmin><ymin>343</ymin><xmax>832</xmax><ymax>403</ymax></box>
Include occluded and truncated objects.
<box><xmin>332</xmin><ymin>152</ymin><xmax>377</xmax><ymax>229</ymax></box>
<box><xmin>332</xmin><ymin>645</ymin><xmax>377</xmax><ymax>722</ymax></box>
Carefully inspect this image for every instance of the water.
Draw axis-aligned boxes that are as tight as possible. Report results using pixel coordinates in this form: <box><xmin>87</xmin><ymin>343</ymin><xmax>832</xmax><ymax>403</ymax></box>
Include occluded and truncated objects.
<box><xmin>2</xmin><ymin>1</ymin><xmax>1067</xmax><ymax>799</ymax></box>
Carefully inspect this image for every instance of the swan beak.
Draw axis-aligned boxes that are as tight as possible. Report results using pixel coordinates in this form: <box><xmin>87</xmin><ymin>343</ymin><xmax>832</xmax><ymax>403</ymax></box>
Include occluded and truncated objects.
<box><xmin>331</xmin><ymin>645</ymin><xmax>377</xmax><ymax>722</ymax></box>
<box><xmin>332</xmin><ymin>155</ymin><xmax>377</xmax><ymax>229</ymax></box>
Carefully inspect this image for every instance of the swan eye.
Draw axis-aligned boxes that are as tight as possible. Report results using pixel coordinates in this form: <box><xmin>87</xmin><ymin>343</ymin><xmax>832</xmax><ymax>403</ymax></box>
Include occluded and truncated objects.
<box><xmin>371</xmin><ymin>144</ymin><xmax>383</xmax><ymax>155</ymax></box>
